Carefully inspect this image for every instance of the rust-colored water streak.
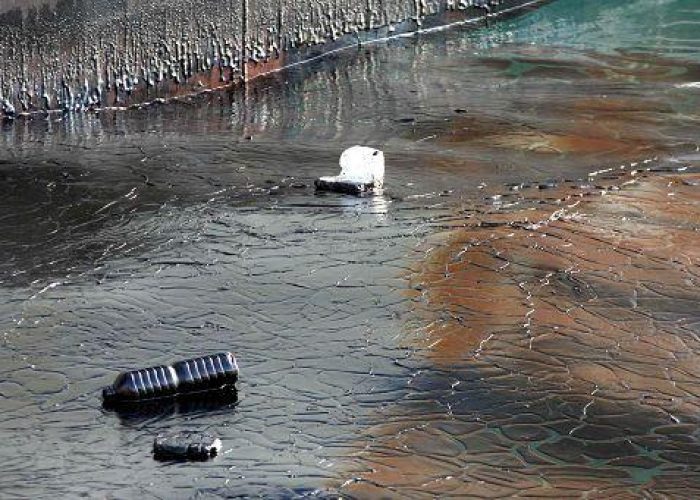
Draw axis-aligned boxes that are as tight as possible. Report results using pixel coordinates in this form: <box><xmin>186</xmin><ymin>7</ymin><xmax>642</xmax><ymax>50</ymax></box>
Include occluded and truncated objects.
<box><xmin>342</xmin><ymin>168</ymin><xmax>700</xmax><ymax>497</ymax></box>
<box><xmin>450</xmin><ymin>88</ymin><xmax>681</xmax><ymax>156</ymax></box>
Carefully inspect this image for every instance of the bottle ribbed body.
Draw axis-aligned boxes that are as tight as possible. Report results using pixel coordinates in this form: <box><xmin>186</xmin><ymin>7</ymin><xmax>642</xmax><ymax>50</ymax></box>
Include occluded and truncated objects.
<box><xmin>103</xmin><ymin>352</ymin><xmax>238</xmax><ymax>403</ymax></box>
<box><xmin>171</xmin><ymin>352</ymin><xmax>238</xmax><ymax>393</ymax></box>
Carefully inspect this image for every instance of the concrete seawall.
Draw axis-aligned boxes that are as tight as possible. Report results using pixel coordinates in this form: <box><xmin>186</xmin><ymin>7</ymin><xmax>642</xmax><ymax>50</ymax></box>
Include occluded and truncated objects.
<box><xmin>0</xmin><ymin>0</ymin><xmax>547</xmax><ymax>118</ymax></box>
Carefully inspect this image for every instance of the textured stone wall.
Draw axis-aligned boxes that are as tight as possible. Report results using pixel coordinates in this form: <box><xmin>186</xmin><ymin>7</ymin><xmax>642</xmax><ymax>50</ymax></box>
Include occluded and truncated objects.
<box><xmin>0</xmin><ymin>0</ymin><xmax>544</xmax><ymax>118</ymax></box>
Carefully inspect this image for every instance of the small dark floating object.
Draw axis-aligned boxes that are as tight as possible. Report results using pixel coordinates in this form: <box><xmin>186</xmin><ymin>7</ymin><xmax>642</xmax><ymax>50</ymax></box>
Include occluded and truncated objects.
<box><xmin>102</xmin><ymin>352</ymin><xmax>239</xmax><ymax>405</ymax></box>
<box><xmin>314</xmin><ymin>178</ymin><xmax>374</xmax><ymax>195</ymax></box>
<box><xmin>479</xmin><ymin>220</ymin><xmax>506</xmax><ymax>228</ymax></box>
<box><xmin>538</xmin><ymin>181</ymin><xmax>558</xmax><ymax>190</ymax></box>
<box><xmin>454</xmin><ymin>108</ymin><xmax>467</xmax><ymax>114</ymax></box>
<box><xmin>153</xmin><ymin>431</ymin><xmax>222</xmax><ymax>461</ymax></box>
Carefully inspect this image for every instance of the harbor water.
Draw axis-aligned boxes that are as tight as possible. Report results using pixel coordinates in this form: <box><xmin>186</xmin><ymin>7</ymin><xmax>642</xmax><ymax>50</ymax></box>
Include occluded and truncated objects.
<box><xmin>1</xmin><ymin>0</ymin><xmax>700</xmax><ymax>497</ymax></box>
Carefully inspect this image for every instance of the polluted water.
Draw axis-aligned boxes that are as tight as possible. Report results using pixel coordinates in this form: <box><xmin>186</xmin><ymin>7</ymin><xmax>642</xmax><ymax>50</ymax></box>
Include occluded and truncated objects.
<box><xmin>2</xmin><ymin>0</ymin><xmax>700</xmax><ymax>497</ymax></box>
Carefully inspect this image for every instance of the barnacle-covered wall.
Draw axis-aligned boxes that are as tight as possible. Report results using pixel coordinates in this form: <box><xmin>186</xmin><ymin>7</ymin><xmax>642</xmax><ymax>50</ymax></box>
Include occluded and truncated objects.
<box><xmin>0</xmin><ymin>0</ymin><xmax>544</xmax><ymax>117</ymax></box>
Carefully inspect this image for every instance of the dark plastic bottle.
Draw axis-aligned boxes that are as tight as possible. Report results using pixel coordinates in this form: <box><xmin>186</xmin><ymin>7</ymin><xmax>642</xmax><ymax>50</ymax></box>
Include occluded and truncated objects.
<box><xmin>102</xmin><ymin>352</ymin><xmax>239</xmax><ymax>404</ymax></box>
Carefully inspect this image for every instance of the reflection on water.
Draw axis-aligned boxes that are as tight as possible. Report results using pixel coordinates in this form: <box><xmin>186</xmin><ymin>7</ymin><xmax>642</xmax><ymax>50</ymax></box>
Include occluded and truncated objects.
<box><xmin>1</xmin><ymin>0</ymin><xmax>700</xmax><ymax>497</ymax></box>
<box><xmin>106</xmin><ymin>387</ymin><xmax>240</xmax><ymax>426</ymax></box>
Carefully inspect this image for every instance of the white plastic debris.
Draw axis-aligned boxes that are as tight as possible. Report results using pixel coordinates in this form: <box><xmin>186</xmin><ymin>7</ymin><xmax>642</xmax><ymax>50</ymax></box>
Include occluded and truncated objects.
<box><xmin>315</xmin><ymin>145</ymin><xmax>385</xmax><ymax>195</ymax></box>
<box><xmin>338</xmin><ymin>146</ymin><xmax>385</xmax><ymax>188</ymax></box>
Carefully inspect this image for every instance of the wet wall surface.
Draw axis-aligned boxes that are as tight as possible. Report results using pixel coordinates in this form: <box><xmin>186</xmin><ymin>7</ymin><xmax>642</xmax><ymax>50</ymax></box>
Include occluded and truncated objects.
<box><xmin>2</xmin><ymin>0</ymin><xmax>700</xmax><ymax>497</ymax></box>
<box><xmin>0</xmin><ymin>0</ymin><xmax>542</xmax><ymax>117</ymax></box>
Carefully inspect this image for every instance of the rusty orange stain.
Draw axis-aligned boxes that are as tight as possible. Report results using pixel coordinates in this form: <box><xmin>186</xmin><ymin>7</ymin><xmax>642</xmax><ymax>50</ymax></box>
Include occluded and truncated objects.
<box><xmin>341</xmin><ymin>170</ymin><xmax>700</xmax><ymax>497</ymax></box>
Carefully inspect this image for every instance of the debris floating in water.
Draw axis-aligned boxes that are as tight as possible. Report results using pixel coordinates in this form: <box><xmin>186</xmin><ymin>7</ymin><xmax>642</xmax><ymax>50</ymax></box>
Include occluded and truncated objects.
<box><xmin>153</xmin><ymin>431</ymin><xmax>222</xmax><ymax>461</ymax></box>
<box><xmin>315</xmin><ymin>145</ymin><xmax>385</xmax><ymax>196</ymax></box>
<box><xmin>102</xmin><ymin>352</ymin><xmax>239</xmax><ymax>405</ymax></box>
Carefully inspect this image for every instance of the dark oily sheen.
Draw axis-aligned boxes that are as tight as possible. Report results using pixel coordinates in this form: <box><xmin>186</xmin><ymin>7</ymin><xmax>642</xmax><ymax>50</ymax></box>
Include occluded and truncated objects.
<box><xmin>102</xmin><ymin>352</ymin><xmax>239</xmax><ymax>404</ymax></box>
<box><xmin>2</xmin><ymin>0</ymin><xmax>700</xmax><ymax>496</ymax></box>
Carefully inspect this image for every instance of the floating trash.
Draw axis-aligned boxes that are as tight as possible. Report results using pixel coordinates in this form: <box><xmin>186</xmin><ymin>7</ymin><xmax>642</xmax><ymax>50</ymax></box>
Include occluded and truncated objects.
<box><xmin>102</xmin><ymin>352</ymin><xmax>239</xmax><ymax>405</ymax></box>
<box><xmin>153</xmin><ymin>431</ymin><xmax>222</xmax><ymax>461</ymax></box>
<box><xmin>315</xmin><ymin>145</ymin><xmax>385</xmax><ymax>195</ymax></box>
